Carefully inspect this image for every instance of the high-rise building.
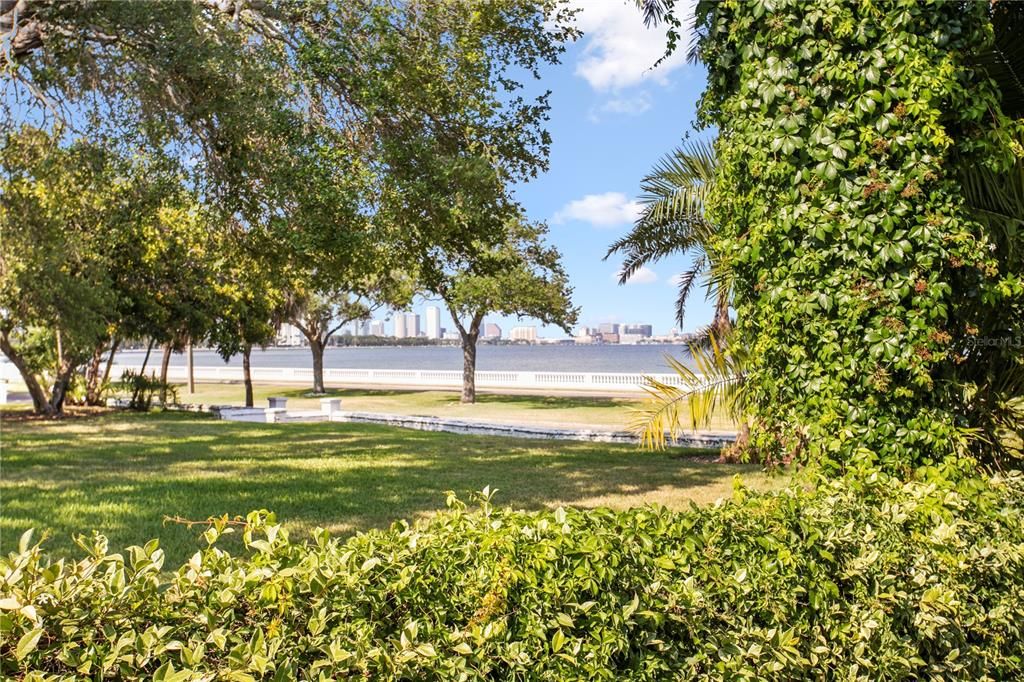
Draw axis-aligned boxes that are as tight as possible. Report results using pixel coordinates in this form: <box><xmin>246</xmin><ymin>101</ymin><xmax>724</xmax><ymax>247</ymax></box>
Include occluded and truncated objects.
<box><xmin>509</xmin><ymin>326</ymin><xmax>537</xmax><ymax>342</ymax></box>
<box><xmin>483</xmin><ymin>323</ymin><xmax>502</xmax><ymax>339</ymax></box>
<box><xmin>622</xmin><ymin>324</ymin><xmax>653</xmax><ymax>338</ymax></box>
<box><xmin>425</xmin><ymin>306</ymin><xmax>442</xmax><ymax>339</ymax></box>
<box><xmin>598</xmin><ymin>322</ymin><xmax>620</xmax><ymax>335</ymax></box>
<box><xmin>276</xmin><ymin>323</ymin><xmax>305</xmax><ymax>347</ymax></box>
<box><xmin>405</xmin><ymin>313</ymin><xmax>421</xmax><ymax>338</ymax></box>
<box><xmin>394</xmin><ymin>314</ymin><xmax>407</xmax><ymax>339</ymax></box>
<box><xmin>574</xmin><ymin>326</ymin><xmax>594</xmax><ymax>344</ymax></box>
<box><xmin>370</xmin><ymin>320</ymin><xmax>386</xmax><ymax>337</ymax></box>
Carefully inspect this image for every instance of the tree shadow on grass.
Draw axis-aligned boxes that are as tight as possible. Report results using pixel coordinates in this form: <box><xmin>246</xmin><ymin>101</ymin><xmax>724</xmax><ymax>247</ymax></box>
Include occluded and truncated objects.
<box><xmin>1</xmin><ymin>411</ymin><xmax>778</xmax><ymax>565</ymax></box>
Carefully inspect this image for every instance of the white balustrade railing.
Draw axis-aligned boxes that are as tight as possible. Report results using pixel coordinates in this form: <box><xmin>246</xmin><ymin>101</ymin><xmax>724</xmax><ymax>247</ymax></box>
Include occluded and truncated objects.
<box><xmin>105</xmin><ymin>363</ymin><xmax>692</xmax><ymax>394</ymax></box>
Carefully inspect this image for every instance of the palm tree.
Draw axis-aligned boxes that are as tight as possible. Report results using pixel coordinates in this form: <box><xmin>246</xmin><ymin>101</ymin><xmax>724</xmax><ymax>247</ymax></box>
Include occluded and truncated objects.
<box><xmin>606</xmin><ymin>139</ymin><xmax>749</xmax><ymax>450</ymax></box>
<box><xmin>605</xmin><ymin>138</ymin><xmax>731</xmax><ymax>342</ymax></box>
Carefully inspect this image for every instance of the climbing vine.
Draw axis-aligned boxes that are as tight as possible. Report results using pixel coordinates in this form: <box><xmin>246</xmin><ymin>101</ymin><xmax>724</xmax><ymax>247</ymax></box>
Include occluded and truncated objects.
<box><xmin>696</xmin><ymin>0</ymin><xmax>1022</xmax><ymax>470</ymax></box>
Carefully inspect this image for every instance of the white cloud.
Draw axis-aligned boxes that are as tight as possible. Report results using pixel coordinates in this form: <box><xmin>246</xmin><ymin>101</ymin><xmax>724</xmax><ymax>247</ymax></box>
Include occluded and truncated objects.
<box><xmin>588</xmin><ymin>91</ymin><xmax>653</xmax><ymax>122</ymax></box>
<box><xmin>552</xmin><ymin>192</ymin><xmax>641</xmax><ymax>227</ymax></box>
<box><xmin>572</xmin><ymin>0</ymin><xmax>692</xmax><ymax>92</ymax></box>
<box><xmin>621</xmin><ymin>265</ymin><xmax>658</xmax><ymax>285</ymax></box>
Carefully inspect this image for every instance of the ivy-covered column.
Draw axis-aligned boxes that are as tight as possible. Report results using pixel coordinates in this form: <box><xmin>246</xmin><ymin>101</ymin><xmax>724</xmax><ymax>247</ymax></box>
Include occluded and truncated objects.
<box><xmin>698</xmin><ymin>0</ymin><xmax>1011</xmax><ymax>470</ymax></box>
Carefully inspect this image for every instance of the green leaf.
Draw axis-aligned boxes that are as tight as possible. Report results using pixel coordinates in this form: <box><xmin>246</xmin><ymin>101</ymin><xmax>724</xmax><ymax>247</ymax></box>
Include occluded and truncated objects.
<box><xmin>0</xmin><ymin>597</ymin><xmax>21</xmax><ymax>610</ymax></box>
<box><xmin>551</xmin><ymin>629</ymin><xmax>566</xmax><ymax>653</ymax></box>
<box><xmin>19</xmin><ymin>529</ymin><xmax>34</xmax><ymax>553</ymax></box>
<box><xmin>622</xmin><ymin>593</ymin><xmax>640</xmax><ymax>619</ymax></box>
<box><xmin>16</xmin><ymin>628</ymin><xmax>43</xmax><ymax>661</ymax></box>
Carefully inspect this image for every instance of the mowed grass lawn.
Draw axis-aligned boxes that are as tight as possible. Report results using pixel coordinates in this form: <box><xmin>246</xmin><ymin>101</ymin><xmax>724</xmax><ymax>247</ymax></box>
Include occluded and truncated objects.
<box><xmin>1</xmin><ymin>410</ymin><xmax>780</xmax><ymax>565</ymax></box>
<box><xmin>170</xmin><ymin>382</ymin><xmax>739</xmax><ymax>431</ymax></box>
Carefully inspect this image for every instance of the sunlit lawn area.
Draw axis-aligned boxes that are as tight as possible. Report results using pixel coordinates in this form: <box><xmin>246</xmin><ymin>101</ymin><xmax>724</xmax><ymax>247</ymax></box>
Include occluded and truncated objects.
<box><xmin>168</xmin><ymin>382</ymin><xmax>739</xmax><ymax>431</ymax></box>
<box><xmin>1</xmin><ymin>409</ymin><xmax>780</xmax><ymax>565</ymax></box>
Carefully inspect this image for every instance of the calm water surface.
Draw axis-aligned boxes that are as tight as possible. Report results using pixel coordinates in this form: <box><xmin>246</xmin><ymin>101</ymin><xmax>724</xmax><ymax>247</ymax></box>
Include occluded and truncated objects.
<box><xmin>116</xmin><ymin>344</ymin><xmax>692</xmax><ymax>374</ymax></box>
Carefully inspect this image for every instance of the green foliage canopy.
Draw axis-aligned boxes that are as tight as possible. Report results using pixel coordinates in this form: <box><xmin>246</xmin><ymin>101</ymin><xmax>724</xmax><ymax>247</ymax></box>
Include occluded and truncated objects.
<box><xmin>0</xmin><ymin>127</ymin><xmax>218</xmax><ymax>414</ymax></box>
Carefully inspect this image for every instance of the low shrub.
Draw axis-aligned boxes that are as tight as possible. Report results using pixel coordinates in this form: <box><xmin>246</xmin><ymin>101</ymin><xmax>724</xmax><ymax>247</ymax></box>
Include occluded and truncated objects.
<box><xmin>112</xmin><ymin>370</ymin><xmax>177</xmax><ymax>411</ymax></box>
<box><xmin>2</xmin><ymin>468</ymin><xmax>1023</xmax><ymax>680</ymax></box>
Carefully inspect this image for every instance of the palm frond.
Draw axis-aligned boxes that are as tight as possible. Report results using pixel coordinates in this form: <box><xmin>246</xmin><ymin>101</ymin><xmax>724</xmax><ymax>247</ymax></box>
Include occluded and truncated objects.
<box><xmin>971</xmin><ymin>1</ymin><xmax>1024</xmax><ymax>118</ymax></box>
<box><xmin>672</xmin><ymin>256</ymin><xmax>707</xmax><ymax>326</ymax></box>
<box><xmin>959</xmin><ymin>150</ymin><xmax>1024</xmax><ymax>262</ymax></box>
<box><xmin>967</xmin><ymin>356</ymin><xmax>1024</xmax><ymax>462</ymax></box>
<box><xmin>636</xmin><ymin>0</ymin><xmax>672</xmax><ymax>28</ymax></box>
<box><xmin>711</xmin><ymin>274</ymin><xmax>732</xmax><ymax>329</ymax></box>
<box><xmin>606</xmin><ymin>139</ymin><xmax>717</xmax><ymax>284</ymax></box>
<box><xmin>637</xmin><ymin>139</ymin><xmax>716</xmax><ymax>226</ymax></box>
<box><xmin>607</xmin><ymin>219</ymin><xmax>709</xmax><ymax>283</ymax></box>
<box><xmin>630</xmin><ymin>335</ymin><xmax>747</xmax><ymax>449</ymax></box>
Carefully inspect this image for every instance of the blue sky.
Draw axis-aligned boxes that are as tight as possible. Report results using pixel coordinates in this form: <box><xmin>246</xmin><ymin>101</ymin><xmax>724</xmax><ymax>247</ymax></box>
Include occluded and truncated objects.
<box><xmin>409</xmin><ymin>1</ymin><xmax>714</xmax><ymax>338</ymax></box>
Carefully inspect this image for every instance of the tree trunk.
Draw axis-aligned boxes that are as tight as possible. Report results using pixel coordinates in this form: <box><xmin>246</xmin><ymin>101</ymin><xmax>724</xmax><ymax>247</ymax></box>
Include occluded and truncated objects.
<box><xmin>310</xmin><ymin>338</ymin><xmax>325</xmax><ymax>394</ymax></box>
<box><xmin>84</xmin><ymin>337</ymin><xmax>119</xmax><ymax>405</ymax></box>
<box><xmin>83</xmin><ymin>344</ymin><xmax>105</xmax><ymax>405</ymax></box>
<box><xmin>460</xmin><ymin>331</ymin><xmax>479</xmax><ymax>404</ymax></box>
<box><xmin>48</xmin><ymin>362</ymin><xmax>76</xmax><ymax>414</ymax></box>
<box><xmin>0</xmin><ymin>333</ymin><xmax>53</xmax><ymax>415</ymax></box>
<box><xmin>47</xmin><ymin>326</ymin><xmax>73</xmax><ymax>414</ymax></box>
<box><xmin>139</xmin><ymin>338</ymin><xmax>155</xmax><ymax>376</ymax></box>
<box><xmin>159</xmin><ymin>343</ymin><xmax>172</xmax><ymax>404</ymax></box>
<box><xmin>100</xmin><ymin>338</ymin><xmax>120</xmax><ymax>388</ymax></box>
<box><xmin>242</xmin><ymin>343</ymin><xmax>254</xmax><ymax>408</ymax></box>
<box><xmin>186</xmin><ymin>338</ymin><xmax>195</xmax><ymax>394</ymax></box>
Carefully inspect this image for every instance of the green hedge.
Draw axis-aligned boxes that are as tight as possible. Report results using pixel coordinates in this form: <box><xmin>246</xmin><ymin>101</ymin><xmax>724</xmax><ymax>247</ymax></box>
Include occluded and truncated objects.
<box><xmin>3</xmin><ymin>468</ymin><xmax>1023</xmax><ymax>680</ymax></box>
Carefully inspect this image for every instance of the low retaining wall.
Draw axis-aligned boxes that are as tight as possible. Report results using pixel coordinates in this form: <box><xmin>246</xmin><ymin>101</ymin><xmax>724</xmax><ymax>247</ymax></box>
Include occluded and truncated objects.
<box><xmin>107</xmin><ymin>364</ymin><xmax>694</xmax><ymax>395</ymax></box>
<box><xmin>106</xmin><ymin>397</ymin><xmax>734</xmax><ymax>449</ymax></box>
<box><xmin>329</xmin><ymin>411</ymin><xmax>734</xmax><ymax>448</ymax></box>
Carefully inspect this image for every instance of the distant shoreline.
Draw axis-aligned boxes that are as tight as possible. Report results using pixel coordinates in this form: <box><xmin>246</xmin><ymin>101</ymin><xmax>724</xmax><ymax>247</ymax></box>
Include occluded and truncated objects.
<box><xmin>115</xmin><ymin>343</ymin><xmax>694</xmax><ymax>374</ymax></box>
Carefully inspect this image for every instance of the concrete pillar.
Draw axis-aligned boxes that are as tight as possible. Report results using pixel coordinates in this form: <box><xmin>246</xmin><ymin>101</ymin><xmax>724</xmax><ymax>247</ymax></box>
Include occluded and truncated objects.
<box><xmin>267</xmin><ymin>397</ymin><xmax>287</xmax><ymax>409</ymax></box>
<box><xmin>320</xmin><ymin>397</ymin><xmax>342</xmax><ymax>417</ymax></box>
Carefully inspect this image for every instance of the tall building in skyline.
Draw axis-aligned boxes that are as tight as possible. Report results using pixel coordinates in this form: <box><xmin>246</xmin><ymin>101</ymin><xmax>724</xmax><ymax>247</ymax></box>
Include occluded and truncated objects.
<box><xmin>393</xmin><ymin>314</ymin><xmax>407</xmax><ymax>339</ymax></box>
<box><xmin>483</xmin><ymin>323</ymin><xmax>502</xmax><ymax>339</ymax></box>
<box><xmin>510</xmin><ymin>326</ymin><xmax>537</xmax><ymax>342</ymax></box>
<box><xmin>598</xmin><ymin>322</ymin><xmax>620</xmax><ymax>335</ymax></box>
<box><xmin>425</xmin><ymin>306</ymin><xmax>441</xmax><ymax>339</ymax></box>
<box><xmin>622</xmin><ymin>324</ymin><xmax>653</xmax><ymax>338</ymax></box>
<box><xmin>370</xmin><ymin>320</ymin><xmax>386</xmax><ymax>337</ymax></box>
<box><xmin>276</xmin><ymin>323</ymin><xmax>304</xmax><ymax>346</ymax></box>
<box><xmin>405</xmin><ymin>313</ymin><xmax>420</xmax><ymax>338</ymax></box>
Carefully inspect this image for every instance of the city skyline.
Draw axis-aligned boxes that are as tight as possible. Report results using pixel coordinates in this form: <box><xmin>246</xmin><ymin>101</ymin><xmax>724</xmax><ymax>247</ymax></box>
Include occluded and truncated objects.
<box><xmin>310</xmin><ymin>302</ymin><xmax>677</xmax><ymax>345</ymax></box>
<box><xmin>367</xmin><ymin>304</ymin><xmax>671</xmax><ymax>340</ymax></box>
